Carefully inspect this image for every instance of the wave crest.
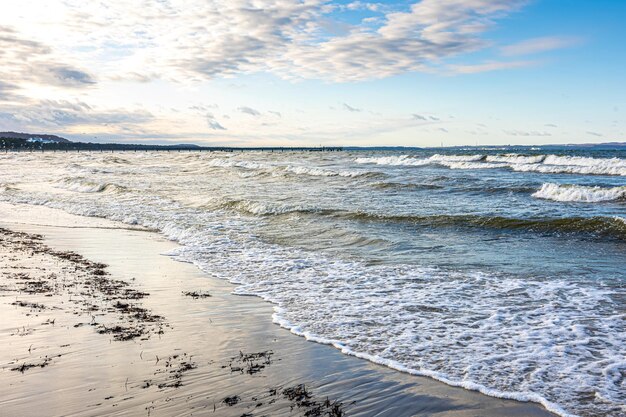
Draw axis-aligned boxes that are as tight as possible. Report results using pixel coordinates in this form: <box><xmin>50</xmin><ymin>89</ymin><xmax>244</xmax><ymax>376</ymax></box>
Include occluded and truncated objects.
<box><xmin>356</xmin><ymin>153</ymin><xmax>626</xmax><ymax>176</ymax></box>
<box><xmin>533</xmin><ymin>183</ymin><xmax>626</xmax><ymax>203</ymax></box>
<box><xmin>56</xmin><ymin>178</ymin><xmax>128</xmax><ymax>194</ymax></box>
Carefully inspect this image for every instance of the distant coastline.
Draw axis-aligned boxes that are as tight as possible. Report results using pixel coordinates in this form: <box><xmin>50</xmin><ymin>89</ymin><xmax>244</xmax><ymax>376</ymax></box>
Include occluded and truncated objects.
<box><xmin>1</xmin><ymin>131</ymin><xmax>625</xmax><ymax>152</ymax></box>
<box><xmin>0</xmin><ymin>132</ymin><xmax>343</xmax><ymax>152</ymax></box>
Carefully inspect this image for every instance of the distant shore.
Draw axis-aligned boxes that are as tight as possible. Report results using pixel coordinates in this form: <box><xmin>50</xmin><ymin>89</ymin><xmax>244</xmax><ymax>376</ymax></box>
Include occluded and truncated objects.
<box><xmin>0</xmin><ymin>203</ymin><xmax>557</xmax><ymax>416</ymax></box>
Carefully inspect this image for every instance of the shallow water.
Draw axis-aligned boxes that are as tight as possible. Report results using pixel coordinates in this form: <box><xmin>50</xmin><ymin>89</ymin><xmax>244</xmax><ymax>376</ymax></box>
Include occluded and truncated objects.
<box><xmin>1</xmin><ymin>147</ymin><xmax>624</xmax><ymax>417</ymax></box>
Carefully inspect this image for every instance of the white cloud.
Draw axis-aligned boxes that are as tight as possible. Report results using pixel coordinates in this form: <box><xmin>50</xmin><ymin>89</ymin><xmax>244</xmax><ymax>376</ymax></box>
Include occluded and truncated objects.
<box><xmin>343</xmin><ymin>103</ymin><xmax>362</xmax><ymax>112</ymax></box>
<box><xmin>504</xmin><ymin>129</ymin><xmax>551</xmax><ymax>137</ymax></box>
<box><xmin>0</xmin><ymin>99</ymin><xmax>152</xmax><ymax>131</ymax></box>
<box><xmin>238</xmin><ymin>106</ymin><xmax>261</xmax><ymax>116</ymax></box>
<box><xmin>500</xmin><ymin>36</ymin><xmax>581</xmax><ymax>56</ymax></box>
<box><xmin>0</xmin><ymin>0</ymin><xmax>534</xmax><ymax>85</ymax></box>
<box><xmin>450</xmin><ymin>60</ymin><xmax>537</xmax><ymax>74</ymax></box>
<box><xmin>205</xmin><ymin>113</ymin><xmax>226</xmax><ymax>130</ymax></box>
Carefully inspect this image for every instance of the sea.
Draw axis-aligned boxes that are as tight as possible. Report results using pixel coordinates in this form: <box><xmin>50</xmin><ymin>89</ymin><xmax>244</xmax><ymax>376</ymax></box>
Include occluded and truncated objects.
<box><xmin>0</xmin><ymin>147</ymin><xmax>624</xmax><ymax>417</ymax></box>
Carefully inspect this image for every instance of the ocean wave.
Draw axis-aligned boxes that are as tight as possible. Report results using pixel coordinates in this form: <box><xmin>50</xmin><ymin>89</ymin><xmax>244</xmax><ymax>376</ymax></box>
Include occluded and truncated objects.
<box><xmin>508</xmin><ymin>161</ymin><xmax>626</xmax><ymax>176</ymax></box>
<box><xmin>102</xmin><ymin>156</ymin><xmax>131</xmax><ymax>164</ymax></box>
<box><xmin>533</xmin><ymin>183</ymin><xmax>626</xmax><ymax>203</ymax></box>
<box><xmin>0</xmin><ymin>183</ymin><xmax>17</xmax><ymax>193</ymax></box>
<box><xmin>543</xmin><ymin>154</ymin><xmax>626</xmax><ymax>168</ymax></box>
<box><xmin>429</xmin><ymin>153</ymin><xmax>486</xmax><ymax>162</ymax></box>
<box><xmin>283</xmin><ymin>165</ymin><xmax>379</xmax><ymax>178</ymax></box>
<box><xmin>208</xmin><ymin>196</ymin><xmax>626</xmax><ymax>239</ymax></box>
<box><xmin>370</xmin><ymin>182</ymin><xmax>444</xmax><ymax>190</ymax></box>
<box><xmin>336</xmin><ymin>212</ymin><xmax>626</xmax><ymax>240</ymax></box>
<box><xmin>356</xmin><ymin>153</ymin><xmax>626</xmax><ymax>176</ymax></box>
<box><xmin>207</xmin><ymin>158</ymin><xmax>267</xmax><ymax>170</ymax></box>
<box><xmin>355</xmin><ymin>155</ymin><xmax>431</xmax><ymax>166</ymax></box>
<box><xmin>437</xmin><ymin>161</ymin><xmax>508</xmax><ymax>170</ymax></box>
<box><xmin>207</xmin><ymin>157</ymin><xmax>380</xmax><ymax>178</ymax></box>
<box><xmin>356</xmin><ymin>154</ymin><xmax>486</xmax><ymax>166</ymax></box>
<box><xmin>217</xmin><ymin>199</ymin><xmax>327</xmax><ymax>216</ymax></box>
<box><xmin>55</xmin><ymin>178</ymin><xmax>128</xmax><ymax>194</ymax></box>
<box><xmin>485</xmin><ymin>154</ymin><xmax>546</xmax><ymax>164</ymax></box>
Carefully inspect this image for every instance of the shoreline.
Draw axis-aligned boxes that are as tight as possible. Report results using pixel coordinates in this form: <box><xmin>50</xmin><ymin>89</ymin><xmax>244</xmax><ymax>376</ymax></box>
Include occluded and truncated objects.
<box><xmin>0</xmin><ymin>202</ymin><xmax>557</xmax><ymax>416</ymax></box>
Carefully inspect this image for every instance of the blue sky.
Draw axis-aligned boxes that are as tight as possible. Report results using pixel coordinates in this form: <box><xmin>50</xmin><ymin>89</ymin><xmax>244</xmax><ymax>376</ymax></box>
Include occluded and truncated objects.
<box><xmin>0</xmin><ymin>0</ymin><xmax>624</xmax><ymax>146</ymax></box>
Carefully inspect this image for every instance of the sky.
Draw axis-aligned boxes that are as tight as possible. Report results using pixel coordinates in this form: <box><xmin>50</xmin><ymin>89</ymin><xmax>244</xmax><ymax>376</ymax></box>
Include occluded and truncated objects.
<box><xmin>0</xmin><ymin>0</ymin><xmax>625</xmax><ymax>147</ymax></box>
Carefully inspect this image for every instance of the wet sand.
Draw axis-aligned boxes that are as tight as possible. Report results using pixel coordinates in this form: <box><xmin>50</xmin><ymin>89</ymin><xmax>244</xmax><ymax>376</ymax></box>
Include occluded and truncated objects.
<box><xmin>0</xmin><ymin>203</ymin><xmax>557</xmax><ymax>416</ymax></box>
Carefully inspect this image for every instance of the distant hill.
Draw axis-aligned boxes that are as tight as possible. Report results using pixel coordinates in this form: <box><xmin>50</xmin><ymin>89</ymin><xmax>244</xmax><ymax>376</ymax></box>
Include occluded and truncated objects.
<box><xmin>0</xmin><ymin>131</ymin><xmax>71</xmax><ymax>143</ymax></box>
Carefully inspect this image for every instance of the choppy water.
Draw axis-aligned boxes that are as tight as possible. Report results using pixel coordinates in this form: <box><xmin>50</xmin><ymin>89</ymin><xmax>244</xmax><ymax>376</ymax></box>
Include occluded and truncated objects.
<box><xmin>1</xmin><ymin>147</ymin><xmax>625</xmax><ymax>417</ymax></box>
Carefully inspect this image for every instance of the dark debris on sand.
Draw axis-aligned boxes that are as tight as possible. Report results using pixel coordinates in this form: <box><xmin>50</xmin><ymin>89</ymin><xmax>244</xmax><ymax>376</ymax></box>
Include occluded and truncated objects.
<box><xmin>142</xmin><ymin>352</ymin><xmax>198</xmax><ymax>390</ymax></box>
<box><xmin>223</xmin><ymin>350</ymin><xmax>275</xmax><ymax>375</ymax></box>
<box><xmin>10</xmin><ymin>354</ymin><xmax>62</xmax><ymax>373</ymax></box>
<box><xmin>182</xmin><ymin>290</ymin><xmax>212</xmax><ymax>299</ymax></box>
<box><xmin>0</xmin><ymin>227</ymin><xmax>167</xmax><ymax>344</ymax></box>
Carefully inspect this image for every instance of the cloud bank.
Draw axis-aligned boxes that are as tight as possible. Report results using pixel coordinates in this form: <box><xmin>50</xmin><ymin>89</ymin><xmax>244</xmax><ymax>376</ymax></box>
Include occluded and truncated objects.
<box><xmin>0</xmin><ymin>0</ymin><xmax>540</xmax><ymax>86</ymax></box>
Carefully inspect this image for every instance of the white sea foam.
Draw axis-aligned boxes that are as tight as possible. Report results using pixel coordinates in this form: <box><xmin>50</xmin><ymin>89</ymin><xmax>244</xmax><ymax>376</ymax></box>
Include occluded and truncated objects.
<box><xmin>543</xmin><ymin>154</ymin><xmax>626</xmax><ymax>168</ymax></box>
<box><xmin>511</xmin><ymin>162</ymin><xmax>626</xmax><ymax>176</ymax></box>
<box><xmin>284</xmin><ymin>165</ymin><xmax>374</xmax><ymax>178</ymax></box>
<box><xmin>357</xmin><ymin>153</ymin><xmax>626</xmax><ymax>176</ymax></box>
<box><xmin>221</xmin><ymin>199</ymin><xmax>318</xmax><ymax>216</ymax></box>
<box><xmin>437</xmin><ymin>161</ymin><xmax>508</xmax><ymax>170</ymax></box>
<box><xmin>355</xmin><ymin>155</ymin><xmax>431</xmax><ymax>166</ymax></box>
<box><xmin>55</xmin><ymin>177</ymin><xmax>127</xmax><ymax>194</ymax></box>
<box><xmin>429</xmin><ymin>154</ymin><xmax>485</xmax><ymax>162</ymax></box>
<box><xmin>207</xmin><ymin>158</ymin><xmax>267</xmax><ymax>170</ymax></box>
<box><xmin>486</xmin><ymin>154</ymin><xmax>546</xmax><ymax>164</ymax></box>
<box><xmin>0</xmin><ymin>183</ymin><xmax>17</xmax><ymax>194</ymax></box>
<box><xmin>207</xmin><ymin>157</ymin><xmax>375</xmax><ymax>178</ymax></box>
<box><xmin>533</xmin><ymin>183</ymin><xmax>626</xmax><ymax>203</ymax></box>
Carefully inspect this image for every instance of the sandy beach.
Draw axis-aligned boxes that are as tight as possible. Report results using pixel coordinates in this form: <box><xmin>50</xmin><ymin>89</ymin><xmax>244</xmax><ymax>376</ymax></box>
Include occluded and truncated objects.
<box><xmin>0</xmin><ymin>202</ymin><xmax>557</xmax><ymax>416</ymax></box>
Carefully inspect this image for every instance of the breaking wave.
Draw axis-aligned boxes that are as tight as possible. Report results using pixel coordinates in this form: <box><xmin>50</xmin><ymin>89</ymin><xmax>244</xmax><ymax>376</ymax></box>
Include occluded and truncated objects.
<box><xmin>283</xmin><ymin>165</ymin><xmax>380</xmax><ymax>178</ymax></box>
<box><xmin>356</xmin><ymin>153</ymin><xmax>626</xmax><ymax>176</ymax></box>
<box><xmin>209</xmin><ymin>199</ymin><xmax>626</xmax><ymax>240</ymax></box>
<box><xmin>216</xmin><ymin>199</ymin><xmax>332</xmax><ymax>217</ymax></box>
<box><xmin>207</xmin><ymin>157</ymin><xmax>381</xmax><ymax>178</ymax></box>
<box><xmin>355</xmin><ymin>155</ymin><xmax>431</xmax><ymax>166</ymax></box>
<box><xmin>533</xmin><ymin>183</ymin><xmax>626</xmax><ymax>203</ymax></box>
<box><xmin>55</xmin><ymin>178</ymin><xmax>128</xmax><ymax>194</ymax></box>
<box><xmin>370</xmin><ymin>182</ymin><xmax>445</xmax><ymax>190</ymax></box>
<box><xmin>336</xmin><ymin>212</ymin><xmax>626</xmax><ymax>240</ymax></box>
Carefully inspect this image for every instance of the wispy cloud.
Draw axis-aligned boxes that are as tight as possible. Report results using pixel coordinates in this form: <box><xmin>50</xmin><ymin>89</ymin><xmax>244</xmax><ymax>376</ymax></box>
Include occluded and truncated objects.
<box><xmin>412</xmin><ymin>113</ymin><xmax>439</xmax><ymax>121</ymax></box>
<box><xmin>450</xmin><ymin>60</ymin><xmax>537</xmax><ymax>74</ymax></box>
<box><xmin>504</xmin><ymin>129</ymin><xmax>551</xmax><ymax>137</ymax></box>
<box><xmin>48</xmin><ymin>66</ymin><xmax>96</xmax><ymax>87</ymax></box>
<box><xmin>205</xmin><ymin>113</ymin><xmax>226</xmax><ymax>130</ymax></box>
<box><xmin>343</xmin><ymin>103</ymin><xmax>362</xmax><ymax>112</ymax></box>
<box><xmin>238</xmin><ymin>106</ymin><xmax>261</xmax><ymax>116</ymax></box>
<box><xmin>0</xmin><ymin>26</ymin><xmax>95</xmax><ymax>89</ymax></box>
<box><xmin>0</xmin><ymin>99</ymin><xmax>152</xmax><ymax>131</ymax></box>
<box><xmin>500</xmin><ymin>36</ymin><xmax>582</xmax><ymax>56</ymax></box>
